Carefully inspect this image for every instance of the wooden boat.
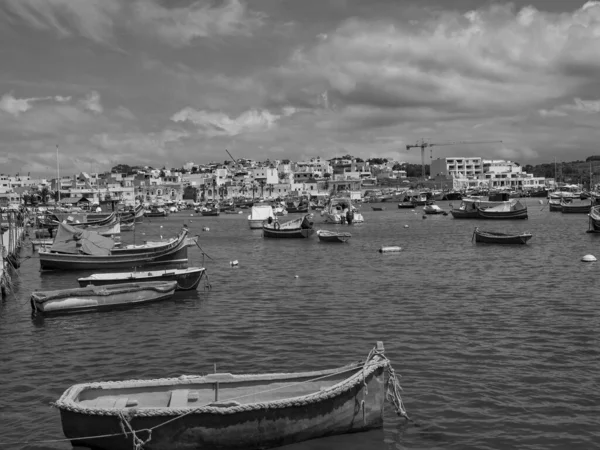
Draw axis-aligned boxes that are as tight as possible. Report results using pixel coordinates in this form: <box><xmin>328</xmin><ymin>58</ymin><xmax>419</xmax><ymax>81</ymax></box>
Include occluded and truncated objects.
<box><xmin>31</xmin><ymin>281</ymin><xmax>177</xmax><ymax>315</ymax></box>
<box><xmin>560</xmin><ymin>200</ymin><xmax>591</xmax><ymax>214</ymax></box>
<box><xmin>201</xmin><ymin>207</ymin><xmax>220</xmax><ymax>217</ymax></box>
<box><xmin>473</xmin><ymin>227</ymin><xmax>532</xmax><ymax>244</ymax></box>
<box><xmin>423</xmin><ymin>204</ymin><xmax>445</xmax><ymax>215</ymax></box>
<box><xmin>587</xmin><ymin>205</ymin><xmax>600</xmax><ymax>233</ymax></box>
<box><xmin>78</xmin><ymin>267</ymin><xmax>205</xmax><ymax>291</ymax></box>
<box><xmin>316</xmin><ymin>230</ymin><xmax>352</xmax><ymax>243</ymax></box>
<box><xmin>39</xmin><ymin>224</ymin><xmax>192</xmax><ymax>271</ymax></box>
<box><xmin>371</xmin><ymin>206</ymin><xmax>385</xmax><ymax>211</ymax></box>
<box><xmin>263</xmin><ymin>214</ymin><xmax>315</xmax><ymax>238</ymax></box>
<box><xmin>144</xmin><ymin>207</ymin><xmax>168</xmax><ymax>218</ymax></box>
<box><xmin>248</xmin><ymin>204</ymin><xmax>275</xmax><ymax>229</ymax></box>
<box><xmin>119</xmin><ymin>215</ymin><xmax>135</xmax><ymax>231</ymax></box>
<box><xmin>548</xmin><ymin>198</ymin><xmax>564</xmax><ymax>212</ymax></box>
<box><xmin>476</xmin><ymin>201</ymin><xmax>528</xmax><ymax>220</ymax></box>
<box><xmin>53</xmin><ymin>342</ymin><xmax>405</xmax><ymax>450</ymax></box>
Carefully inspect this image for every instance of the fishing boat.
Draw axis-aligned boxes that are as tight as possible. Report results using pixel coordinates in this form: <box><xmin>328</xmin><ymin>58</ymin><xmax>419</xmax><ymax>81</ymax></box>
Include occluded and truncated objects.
<box><xmin>587</xmin><ymin>206</ymin><xmax>600</xmax><ymax>233</ymax></box>
<box><xmin>200</xmin><ymin>203</ymin><xmax>220</xmax><ymax>217</ymax></box>
<box><xmin>450</xmin><ymin>197</ymin><xmax>504</xmax><ymax>219</ymax></box>
<box><xmin>423</xmin><ymin>204</ymin><xmax>445</xmax><ymax>215</ymax></box>
<box><xmin>31</xmin><ymin>281</ymin><xmax>177</xmax><ymax>316</ymax></box>
<box><xmin>144</xmin><ymin>206</ymin><xmax>169</xmax><ymax>218</ymax></box>
<box><xmin>371</xmin><ymin>206</ymin><xmax>385</xmax><ymax>211</ymax></box>
<box><xmin>119</xmin><ymin>214</ymin><xmax>135</xmax><ymax>231</ymax></box>
<box><xmin>321</xmin><ymin>197</ymin><xmax>364</xmax><ymax>224</ymax></box>
<box><xmin>39</xmin><ymin>224</ymin><xmax>192</xmax><ymax>271</ymax></box>
<box><xmin>472</xmin><ymin>227</ymin><xmax>532</xmax><ymax>244</ymax></box>
<box><xmin>476</xmin><ymin>200</ymin><xmax>528</xmax><ymax>220</ymax></box>
<box><xmin>560</xmin><ymin>199</ymin><xmax>591</xmax><ymax>214</ymax></box>
<box><xmin>316</xmin><ymin>230</ymin><xmax>352</xmax><ymax>243</ymax></box>
<box><xmin>548</xmin><ymin>197</ymin><xmax>565</xmax><ymax>212</ymax></box>
<box><xmin>263</xmin><ymin>214</ymin><xmax>315</xmax><ymax>238</ymax></box>
<box><xmin>248</xmin><ymin>204</ymin><xmax>275</xmax><ymax>229</ymax></box>
<box><xmin>397</xmin><ymin>196</ymin><xmax>414</xmax><ymax>209</ymax></box>
<box><xmin>78</xmin><ymin>267</ymin><xmax>206</xmax><ymax>291</ymax></box>
<box><xmin>53</xmin><ymin>342</ymin><xmax>408</xmax><ymax>450</ymax></box>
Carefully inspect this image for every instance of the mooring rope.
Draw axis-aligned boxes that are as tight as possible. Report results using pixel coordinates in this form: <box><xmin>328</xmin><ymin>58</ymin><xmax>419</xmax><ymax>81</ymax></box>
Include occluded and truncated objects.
<box><xmin>2</xmin><ymin>345</ymin><xmax>409</xmax><ymax>449</ymax></box>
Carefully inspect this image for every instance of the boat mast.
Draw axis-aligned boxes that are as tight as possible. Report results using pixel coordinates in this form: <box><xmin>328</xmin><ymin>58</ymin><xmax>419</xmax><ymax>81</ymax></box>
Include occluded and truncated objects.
<box><xmin>56</xmin><ymin>144</ymin><xmax>60</xmax><ymax>204</ymax></box>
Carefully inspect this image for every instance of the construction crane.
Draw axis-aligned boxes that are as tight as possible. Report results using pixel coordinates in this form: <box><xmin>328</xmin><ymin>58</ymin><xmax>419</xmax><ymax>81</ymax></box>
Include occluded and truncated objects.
<box><xmin>225</xmin><ymin>149</ymin><xmax>238</xmax><ymax>166</ymax></box>
<box><xmin>405</xmin><ymin>139</ymin><xmax>503</xmax><ymax>179</ymax></box>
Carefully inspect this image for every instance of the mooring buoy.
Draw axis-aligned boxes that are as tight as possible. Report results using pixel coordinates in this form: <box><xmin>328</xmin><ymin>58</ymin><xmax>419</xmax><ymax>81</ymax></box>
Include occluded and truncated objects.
<box><xmin>582</xmin><ymin>254</ymin><xmax>597</xmax><ymax>262</ymax></box>
<box><xmin>379</xmin><ymin>246</ymin><xmax>402</xmax><ymax>253</ymax></box>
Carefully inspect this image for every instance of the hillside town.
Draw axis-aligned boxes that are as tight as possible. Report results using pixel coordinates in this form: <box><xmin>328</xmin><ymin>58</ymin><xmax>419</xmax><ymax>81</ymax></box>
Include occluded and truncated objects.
<box><xmin>0</xmin><ymin>155</ymin><xmax>553</xmax><ymax>209</ymax></box>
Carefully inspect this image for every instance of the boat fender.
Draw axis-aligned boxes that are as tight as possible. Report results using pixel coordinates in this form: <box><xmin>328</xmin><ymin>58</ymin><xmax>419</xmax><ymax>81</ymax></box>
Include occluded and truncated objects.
<box><xmin>230</xmin><ymin>260</ymin><xmax>239</xmax><ymax>267</ymax></box>
<box><xmin>379</xmin><ymin>246</ymin><xmax>402</xmax><ymax>253</ymax></box>
<box><xmin>581</xmin><ymin>254</ymin><xmax>597</xmax><ymax>262</ymax></box>
<box><xmin>404</xmin><ymin>225</ymin><xmax>409</xmax><ymax>228</ymax></box>
<box><xmin>274</xmin><ymin>222</ymin><xmax>280</xmax><ymax>230</ymax></box>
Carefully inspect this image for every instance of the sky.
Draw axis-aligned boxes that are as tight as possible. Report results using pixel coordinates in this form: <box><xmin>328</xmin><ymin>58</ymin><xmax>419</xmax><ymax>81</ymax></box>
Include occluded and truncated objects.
<box><xmin>0</xmin><ymin>0</ymin><xmax>599</xmax><ymax>176</ymax></box>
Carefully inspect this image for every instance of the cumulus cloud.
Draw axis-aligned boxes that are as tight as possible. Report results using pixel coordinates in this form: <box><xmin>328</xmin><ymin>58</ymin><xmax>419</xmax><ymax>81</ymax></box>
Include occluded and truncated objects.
<box><xmin>0</xmin><ymin>92</ymin><xmax>72</xmax><ymax>116</ymax></box>
<box><xmin>80</xmin><ymin>91</ymin><xmax>103</xmax><ymax>114</ymax></box>
<box><xmin>171</xmin><ymin>108</ymin><xmax>281</xmax><ymax>136</ymax></box>
<box><xmin>539</xmin><ymin>97</ymin><xmax>600</xmax><ymax>117</ymax></box>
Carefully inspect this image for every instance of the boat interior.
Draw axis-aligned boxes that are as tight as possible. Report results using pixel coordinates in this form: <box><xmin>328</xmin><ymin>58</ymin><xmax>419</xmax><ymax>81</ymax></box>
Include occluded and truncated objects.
<box><xmin>75</xmin><ymin>367</ymin><xmax>364</xmax><ymax>409</ymax></box>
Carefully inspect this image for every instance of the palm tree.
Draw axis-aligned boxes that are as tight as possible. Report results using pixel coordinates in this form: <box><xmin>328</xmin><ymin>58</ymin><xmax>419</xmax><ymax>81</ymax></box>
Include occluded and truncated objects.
<box><xmin>251</xmin><ymin>182</ymin><xmax>257</xmax><ymax>200</ymax></box>
<box><xmin>40</xmin><ymin>187</ymin><xmax>50</xmax><ymax>205</ymax></box>
<box><xmin>267</xmin><ymin>184</ymin><xmax>274</xmax><ymax>198</ymax></box>
<box><xmin>259</xmin><ymin>180</ymin><xmax>265</xmax><ymax>199</ymax></box>
<box><xmin>212</xmin><ymin>178</ymin><xmax>217</xmax><ymax>202</ymax></box>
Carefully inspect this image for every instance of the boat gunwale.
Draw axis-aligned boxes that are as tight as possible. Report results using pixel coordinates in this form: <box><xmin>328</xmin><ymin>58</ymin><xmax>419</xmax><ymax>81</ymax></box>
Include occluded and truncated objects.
<box><xmin>78</xmin><ymin>267</ymin><xmax>205</xmax><ymax>282</ymax></box>
<box><xmin>53</xmin><ymin>357</ymin><xmax>388</xmax><ymax>417</ymax></box>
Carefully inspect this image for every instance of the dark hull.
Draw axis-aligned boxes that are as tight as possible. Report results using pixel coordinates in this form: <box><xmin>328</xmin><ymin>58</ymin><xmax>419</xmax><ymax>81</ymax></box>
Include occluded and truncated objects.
<box><xmin>561</xmin><ymin>204</ymin><xmax>591</xmax><ymax>214</ymax></box>
<box><xmin>397</xmin><ymin>202</ymin><xmax>413</xmax><ymax>209</ymax></box>
<box><xmin>548</xmin><ymin>202</ymin><xmax>562</xmax><ymax>212</ymax></box>
<box><xmin>78</xmin><ymin>269</ymin><xmax>204</xmax><ymax>291</ymax></box>
<box><xmin>39</xmin><ymin>245</ymin><xmax>189</xmax><ymax>271</ymax></box>
<box><xmin>144</xmin><ymin>212</ymin><xmax>168</xmax><ymax>217</ymax></box>
<box><xmin>263</xmin><ymin>227</ymin><xmax>315</xmax><ymax>238</ymax></box>
<box><xmin>201</xmin><ymin>210</ymin><xmax>220</xmax><ymax>216</ymax></box>
<box><xmin>476</xmin><ymin>209</ymin><xmax>528</xmax><ymax>220</ymax></box>
<box><xmin>317</xmin><ymin>231</ymin><xmax>351</xmax><ymax>243</ymax></box>
<box><xmin>56</xmin><ymin>362</ymin><xmax>386</xmax><ymax>450</ymax></box>
<box><xmin>474</xmin><ymin>230</ymin><xmax>532</xmax><ymax>244</ymax></box>
<box><xmin>450</xmin><ymin>209</ymin><xmax>479</xmax><ymax>219</ymax></box>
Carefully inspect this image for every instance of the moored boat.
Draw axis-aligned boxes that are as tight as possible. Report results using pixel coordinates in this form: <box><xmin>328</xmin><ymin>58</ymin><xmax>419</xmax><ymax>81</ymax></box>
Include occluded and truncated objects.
<box><xmin>248</xmin><ymin>204</ymin><xmax>275</xmax><ymax>229</ymax></box>
<box><xmin>39</xmin><ymin>224</ymin><xmax>192</xmax><ymax>271</ymax></box>
<box><xmin>472</xmin><ymin>227</ymin><xmax>532</xmax><ymax>244</ymax></box>
<box><xmin>560</xmin><ymin>199</ymin><xmax>591</xmax><ymax>214</ymax></box>
<box><xmin>476</xmin><ymin>200</ymin><xmax>528</xmax><ymax>220</ymax></box>
<box><xmin>52</xmin><ymin>342</ymin><xmax>408</xmax><ymax>450</ymax></box>
<box><xmin>450</xmin><ymin>197</ymin><xmax>504</xmax><ymax>219</ymax></box>
<box><xmin>587</xmin><ymin>205</ymin><xmax>600</xmax><ymax>233</ymax></box>
<box><xmin>144</xmin><ymin>206</ymin><xmax>169</xmax><ymax>218</ymax></box>
<box><xmin>263</xmin><ymin>214</ymin><xmax>315</xmax><ymax>238</ymax></box>
<box><xmin>31</xmin><ymin>281</ymin><xmax>177</xmax><ymax>315</ymax></box>
<box><xmin>423</xmin><ymin>204</ymin><xmax>445</xmax><ymax>215</ymax></box>
<box><xmin>321</xmin><ymin>197</ymin><xmax>364</xmax><ymax>224</ymax></box>
<box><xmin>316</xmin><ymin>229</ymin><xmax>352</xmax><ymax>243</ymax></box>
<box><xmin>78</xmin><ymin>267</ymin><xmax>205</xmax><ymax>291</ymax></box>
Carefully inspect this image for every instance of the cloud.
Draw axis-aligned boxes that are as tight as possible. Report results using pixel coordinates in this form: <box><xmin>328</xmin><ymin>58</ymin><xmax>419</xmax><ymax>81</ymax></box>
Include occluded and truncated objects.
<box><xmin>171</xmin><ymin>108</ymin><xmax>281</xmax><ymax>136</ymax></box>
<box><xmin>80</xmin><ymin>91</ymin><xmax>103</xmax><ymax>114</ymax></box>
<box><xmin>2</xmin><ymin>0</ymin><xmax>121</xmax><ymax>45</ymax></box>
<box><xmin>134</xmin><ymin>0</ymin><xmax>265</xmax><ymax>47</ymax></box>
<box><xmin>2</xmin><ymin>0</ymin><xmax>264</xmax><ymax>46</ymax></box>
<box><xmin>539</xmin><ymin>97</ymin><xmax>600</xmax><ymax>117</ymax></box>
<box><xmin>0</xmin><ymin>92</ymin><xmax>72</xmax><ymax>116</ymax></box>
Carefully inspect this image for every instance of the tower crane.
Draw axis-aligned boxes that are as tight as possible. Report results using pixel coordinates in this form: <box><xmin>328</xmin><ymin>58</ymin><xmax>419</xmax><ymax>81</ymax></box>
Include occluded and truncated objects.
<box><xmin>405</xmin><ymin>139</ymin><xmax>503</xmax><ymax>179</ymax></box>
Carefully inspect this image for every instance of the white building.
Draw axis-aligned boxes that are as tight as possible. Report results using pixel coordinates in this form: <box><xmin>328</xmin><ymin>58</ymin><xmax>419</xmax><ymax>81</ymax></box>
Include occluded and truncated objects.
<box><xmin>481</xmin><ymin>160</ymin><xmax>546</xmax><ymax>191</ymax></box>
<box><xmin>430</xmin><ymin>157</ymin><xmax>483</xmax><ymax>178</ymax></box>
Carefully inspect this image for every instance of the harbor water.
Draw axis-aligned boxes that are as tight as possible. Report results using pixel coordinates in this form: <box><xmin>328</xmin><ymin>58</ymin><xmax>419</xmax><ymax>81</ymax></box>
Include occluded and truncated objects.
<box><xmin>1</xmin><ymin>198</ymin><xmax>598</xmax><ymax>450</ymax></box>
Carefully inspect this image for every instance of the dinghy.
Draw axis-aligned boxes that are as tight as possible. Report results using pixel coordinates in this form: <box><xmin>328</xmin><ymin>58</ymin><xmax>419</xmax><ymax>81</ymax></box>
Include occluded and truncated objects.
<box><xmin>78</xmin><ymin>267</ymin><xmax>205</xmax><ymax>291</ymax></box>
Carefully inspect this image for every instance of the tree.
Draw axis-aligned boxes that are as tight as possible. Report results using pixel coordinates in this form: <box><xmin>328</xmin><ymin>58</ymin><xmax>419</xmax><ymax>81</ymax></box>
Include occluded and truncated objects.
<box><xmin>267</xmin><ymin>184</ymin><xmax>274</xmax><ymax>197</ymax></box>
<box><xmin>22</xmin><ymin>193</ymin><xmax>31</xmax><ymax>206</ymax></box>
<box><xmin>40</xmin><ymin>187</ymin><xmax>50</xmax><ymax>204</ymax></box>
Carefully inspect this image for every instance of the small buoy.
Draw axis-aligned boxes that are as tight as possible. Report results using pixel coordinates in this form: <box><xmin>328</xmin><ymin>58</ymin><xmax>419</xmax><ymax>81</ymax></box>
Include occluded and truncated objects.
<box><xmin>238</xmin><ymin>211</ymin><xmax>243</xmax><ymax>214</ymax></box>
<box><xmin>538</xmin><ymin>200</ymin><xmax>543</xmax><ymax>205</ymax></box>
<box><xmin>404</xmin><ymin>225</ymin><xmax>409</xmax><ymax>228</ymax></box>
<box><xmin>160</xmin><ymin>235</ymin><xmax>163</xmax><ymax>239</ymax></box>
<box><xmin>141</xmin><ymin>232</ymin><xmax>145</xmax><ymax>235</ymax></box>
<box><xmin>190</xmin><ymin>214</ymin><xmax>194</xmax><ymax>216</ymax></box>
<box><xmin>230</xmin><ymin>260</ymin><xmax>239</xmax><ymax>267</ymax></box>
<box><xmin>581</xmin><ymin>254</ymin><xmax>597</xmax><ymax>262</ymax></box>
<box><xmin>294</xmin><ymin>275</ymin><xmax>299</xmax><ymax>278</ymax></box>
<box><xmin>379</xmin><ymin>246</ymin><xmax>402</xmax><ymax>253</ymax></box>
<box><xmin>160</xmin><ymin>225</ymin><xmax>163</xmax><ymax>228</ymax></box>
<box><xmin>189</xmin><ymin>219</ymin><xmax>193</xmax><ymax>223</ymax></box>
<box><xmin>411</xmin><ymin>209</ymin><xmax>415</xmax><ymax>212</ymax></box>
<box><xmin>203</xmin><ymin>227</ymin><xmax>210</xmax><ymax>231</ymax></box>
<box><xmin>422</xmin><ymin>215</ymin><xmax>427</xmax><ymax>219</ymax></box>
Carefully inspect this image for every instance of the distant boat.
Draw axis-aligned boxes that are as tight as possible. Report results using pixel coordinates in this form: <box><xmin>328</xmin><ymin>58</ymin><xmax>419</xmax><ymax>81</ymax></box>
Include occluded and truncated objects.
<box><xmin>472</xmin><ymin>227</ymin><xmax>532</xmax><ymax>244</ymax></box>
<box><xmin>476</xmin><ymin>200</ymin><xmax>528</xmax><ymax>220</ymax></box>
<box><xmin>144</xmin><ymin>206</ymin><xmax>168</xmax><ymax>217</ymax></box>
<box><xmin>263</xmin><ymin>214</ymin><xmax>315</xmax><ymax>238</ymax></box>
<box><xmin>371</xmin><ymin>206</ymin><xmax>385</xmax><ymax>211</ymax></box>
<box><xmin>423</xmin><ymin>204</ymin><xmax>445</xmax><ymax>215</ymax></box>
<box><xmin>78</xmin><ymin>267</ymin><xmax>205</xmax><ymax>291</ymax></box>
<box><xmin>316</xmin><ymin>229</ymin><xmax>352</xmax><ymax>243</ymax></box>
<box><xmin>560</xmin><ymin>199</ymin><xmax>591</xmax><ymax>214</ymax></box>
<box><xmin>53</xmin><ymin>342</ymin><xmax>402</xmax><ymax>450</ymax></box>
<box><xmin>31</xmin><ymin>281</ymin><xmax>177</xmax><ymax>315</ymax></box>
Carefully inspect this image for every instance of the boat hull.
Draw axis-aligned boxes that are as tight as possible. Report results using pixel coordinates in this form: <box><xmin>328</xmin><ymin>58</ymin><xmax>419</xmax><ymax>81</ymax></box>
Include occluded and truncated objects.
<box><xmin>450</xmin><ymin>209</ymin><xmax>479</xmax><ymax>219</ymax></box>
<box><xmin>476</xmin><ymin>210</ymin><xmax>528</xmax><ymax>220</ymax></box>
<box><xmin>316</xmin><ymin>230</ymin><xmax>351</xmax><ymax>243</ymax></box>
<box><xmin>31</xmin><ymin>281</ymin><xmax>177</xmax><ymax>315</ymax></box>
<box><xmin>474</xmin><ymin>229</ymin><xmax>532</xmax><ymax>244</ymax></box>
<box><xmin>561</xmin><ymin>204</ymin><xmax>591</xmax><ymax>214</ymax></box>
<box><xmin>263</xmin><ymin>227</ymin><xmax>315</xmax><ymax>238</ymax></box>
<box><xmin>78</xmin><ymin>268</ymin><xmax>205</xmax><ymax>291</ymax></box>
<box><xmin>56</xmin><ymin>362</ymin><xmax>386</xmax><ymax>450</ymax></box>
<box><xmin>39</xmin><ymin>244</ymin><xmax>189</xmax><ymax>271</ymax></box>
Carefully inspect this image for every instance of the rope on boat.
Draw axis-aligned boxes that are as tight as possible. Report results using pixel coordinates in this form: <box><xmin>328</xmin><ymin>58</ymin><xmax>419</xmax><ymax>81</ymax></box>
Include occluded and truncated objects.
<box><xmin>2</xmin><ymin>345</ymin><xmax>409</xmax><ymax>449</ymax></box>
